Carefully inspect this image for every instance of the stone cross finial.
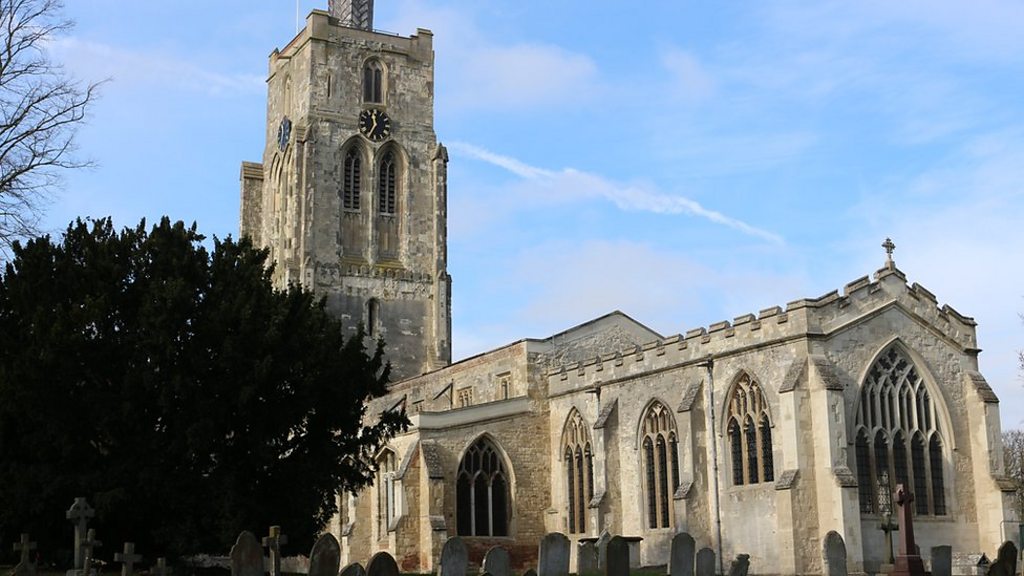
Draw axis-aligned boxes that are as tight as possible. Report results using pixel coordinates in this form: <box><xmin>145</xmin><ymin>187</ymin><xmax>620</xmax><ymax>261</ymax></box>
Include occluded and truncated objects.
<box><xmin>114</xmin><ymin>542</ymin><xmax>142</xmax><ymax>576</ymax></box>
<box><xmin>263</xmin><ymin>526</ymin><xmax>288</xmax><ymax>576</ymax></box>
<box><xmin>66</xmin><ymin>498</ymin><xmax>95</xmax><ymax>570</ymax></box>
<box><xmin>14</xmin><ymin>533</ymin><xmax>37</xmax><ymax>565</ymax></box>
<box><xmin>882</xmin><ymin>237</ymin><xmax>896</xmax><ymax>264</ymax></box>
<box><xmin>81</xmin><ymin>529</ymin><xmax>102</xmax><ymax>576</ymax></box>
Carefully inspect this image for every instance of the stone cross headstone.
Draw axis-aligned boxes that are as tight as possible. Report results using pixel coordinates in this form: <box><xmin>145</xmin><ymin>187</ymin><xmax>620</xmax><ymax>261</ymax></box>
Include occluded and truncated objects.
<box><xmin>604</xmin><ymin>536</ymin><xmax>629</xmax><ymax>576</ymax></box>
<box><xmin>728</xmin><ymin>554</ymin><xmax>750</xmax><ymax>576</ymax></box>
<box><xmin>577</xmin><ymin>542</ymin><xmax>598</xmax><ymax>576</ymax></box>
<box><xmin>81</xmin><ymin>529</ymin><xmax>103</xmax><ymax>576</ymax></box>
<box><xmin>262</xmin><ymin>526</ymin><xmax>288</xmax><ymax>576</ymax></box>
<box><xmin>538</xmin><ymin>533</ymin><xmax>570</xmax><ymax>576</ymax></box>
<box><xmin>308</xmin><ymin>534</ymin><xmax>341</xmax><ymax>576</ymax></box>
<box><xmin>13</xmin><ymin>533</ymin><xmax>37</xmax><ymax>576</ymax></box>
<box><xmin>893</xmin><ymin>484</ymin><xmax>926</xmax><ymax>576</ymax></box>
<box><xmin>67</xmin><ymin>497</ymin><xmax>96</xmax><ymax>571</ymax></box>
<box><xmin>931</xmin><ymin>546</ymin><xmax>952</xmax><ymax>576</ymax></box>
<box><xmin>669</xmin><ymin>532</ymin><xmax>696</xmax><ymax>576</ymax></box>
<box><xmin>366</xmin><ymin>551</ymin><xmax>400</xmax><ymax>576</ymax></box>
<box><xmin>439</xmin><ymin>536</ymin><xmax>468</xmax><ymax>576</ymax></box>
<box><xmin>153</xmin><ymin>558</ymin><xmax>170</xmax><ymax>576</ymax></box>
<box><xmin>114</xmin><ymin>542</ymin><xmax>143</xmax><ymax>576</ymax></box>
<box><xmin>822</xmin><ymin>532</ymin><xmax>847</xmax><ymax>576</ymax></box>
<box><xmin>339</xmin><ymin>562</ymin><xmax>366</xmax><ymax>576</ymax></box>
<box><xmin>695</xmin><ymin>548</ymin><xmax>716</xmax><ymax>576</ymax></box>
<box><xmin>230</xmin><ymin>531</ymin><xmax>264</xmax><ymax>576</ymax></box>
<box><xmin>483</xmin><ymin>546</ymin><xmax>511</xmax><ymax>576</ymax></box>
<box><xmin>987</xmin><ymin>542</ymin><xmax>1018</xmax><ymax>576</ymax></box>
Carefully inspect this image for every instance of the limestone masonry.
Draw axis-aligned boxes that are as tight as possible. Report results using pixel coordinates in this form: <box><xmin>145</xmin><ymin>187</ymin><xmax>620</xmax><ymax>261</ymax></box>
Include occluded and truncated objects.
<box><xmin>239</xmin><ymin>4</ymin><xmax>1018</xmax><ymax>574</ymax></box>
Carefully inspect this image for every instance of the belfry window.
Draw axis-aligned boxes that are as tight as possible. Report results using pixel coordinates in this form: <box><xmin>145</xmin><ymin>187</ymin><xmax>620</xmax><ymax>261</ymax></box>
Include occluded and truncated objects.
<box><xmin>562</xmin><ymin>409</ymin><xmax>594</xmax><ymax>534</ymax></box>
<box><xmin>378</xmin><ymin>150</ymin><xmax>397</xmax><ymax>215</ymax></box>
<box><xmin>363</xmin><ymin>59</ymin><xmax>384</xmax><ymax>104</ymax></box>
<box><xmin>456</xmin><ymin>437</ymin><xmax>510</xmax><ymax>536</ymax></box>
<box><xmin>641</xmin><ymin>401</ymin><xmax>679</xmax><ymax>529</ymax></box>
<box><xmin>342</xmin><ymin>148</ymin><xmax>361</xmax><ymax>210</ymax></box>
<box><xmin>376</xmin><ymin>449</ymin><xmax>397</xmax><ymax>538</ymax></box>
<box><xmin>725</xmin><ymin>373</ymin><xmax>774</xmax><ymax>485</ymax></box>
<box><xmin>853</xmin><ymin>345</ymin><xmax>947</xmax><ymax>516</ymax></box>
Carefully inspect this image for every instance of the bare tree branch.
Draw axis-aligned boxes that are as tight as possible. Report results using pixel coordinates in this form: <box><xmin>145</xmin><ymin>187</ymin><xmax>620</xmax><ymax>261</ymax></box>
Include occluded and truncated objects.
<box><xmin>0</xmin><ymin>0</ymin><xmax>100</xmax><ymax>256</ymax></box>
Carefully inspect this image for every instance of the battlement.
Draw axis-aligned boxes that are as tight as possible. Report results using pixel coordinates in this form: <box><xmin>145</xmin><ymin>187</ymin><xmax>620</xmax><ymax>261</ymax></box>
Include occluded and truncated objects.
<box><xmin>546</xmin><ymin>265</ymin><xmax>978</xmax><ymax>387</ymax></box>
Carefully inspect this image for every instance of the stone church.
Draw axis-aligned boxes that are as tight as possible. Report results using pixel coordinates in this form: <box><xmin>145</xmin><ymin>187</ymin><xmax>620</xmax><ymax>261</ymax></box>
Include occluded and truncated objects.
<box><xmin>238</xmin><ymin>3</ymin><xmax>1018</xmax><ymax>574</ymax></box>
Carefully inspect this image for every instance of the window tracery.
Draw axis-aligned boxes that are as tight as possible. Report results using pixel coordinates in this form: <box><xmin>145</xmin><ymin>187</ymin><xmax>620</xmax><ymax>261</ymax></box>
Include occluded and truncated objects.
<box><xmin>562</xmin><ymin>409</ymin><xmax>593</xmax><ymax>534</ymax></box>
<box><xmin>456</xmin><ymin>437</ymin><xmax>509</xmax><ymax>536</ymax></box>
<box><xmin>641</xmin><ymin>400</ymin><xmax>678</xmax><ymax>529</ymax></box>
<box><xmin>725</xmin><ymin>373</ymin><xmax>774</xmax><ymax>485</ymax></box>
<box><xmin>363</xmin><ymin>59</ymin><xmax>384</xmax><ymax>104</ymax></box>
<box><xmin>853</xmin><ymin>345</ymin><xmax>947</xmax><ymax>516</ymax></box>
<box><xmin>376</xmin><ymin>449</ymin><xmax>396</xmax><ymax>538</ymax></box>
<box><xmin>342</xmin><ymin>148</ymin><xmax>361</xmax><ymax>210</ymax></box>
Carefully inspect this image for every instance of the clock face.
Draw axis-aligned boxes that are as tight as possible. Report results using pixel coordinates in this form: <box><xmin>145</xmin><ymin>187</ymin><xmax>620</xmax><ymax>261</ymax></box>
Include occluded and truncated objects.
<box><xmin>277</xmin><ymin>117</ymin><xmax>291</xmax><ymax>150</ymax></box>
<box><xmin>359</xmin><ymin>108</ymin><xmax>391</xmax><ymax>142</ymax></box>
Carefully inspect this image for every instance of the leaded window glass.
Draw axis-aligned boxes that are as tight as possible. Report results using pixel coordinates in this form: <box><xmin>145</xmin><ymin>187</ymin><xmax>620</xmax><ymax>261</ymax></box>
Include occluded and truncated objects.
<box><xmin>456</xmin><ymin>438</ymin><xmax>510</xmax><ymax>536</ymax></box>
<box><xmin>725</xmin><ymin>373</ymin><xmax>774</xmax><ymax>485</ymax></box>
<box><xmin>641</xmin><ymin>400</ymin><xmax>678</xmax><ymax>529</ymax></box>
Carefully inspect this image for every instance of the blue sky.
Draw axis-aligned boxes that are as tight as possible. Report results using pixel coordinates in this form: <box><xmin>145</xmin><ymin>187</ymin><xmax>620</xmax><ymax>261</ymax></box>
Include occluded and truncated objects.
<box><xmin>47</xmin><ymin>1</ymin><xmax>1024</xmax><ymax>427</ymax></box>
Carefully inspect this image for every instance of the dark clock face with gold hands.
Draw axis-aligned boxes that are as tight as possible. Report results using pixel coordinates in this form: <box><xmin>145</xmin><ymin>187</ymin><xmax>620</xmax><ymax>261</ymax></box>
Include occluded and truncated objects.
<box><xmin>358</xmin><ymin>108</ymin><xmax>391</xmax><ymax>141</ymax></box>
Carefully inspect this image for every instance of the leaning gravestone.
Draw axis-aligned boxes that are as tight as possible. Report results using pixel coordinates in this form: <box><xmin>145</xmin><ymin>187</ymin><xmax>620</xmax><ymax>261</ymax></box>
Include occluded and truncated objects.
<box><xmin>538</xmin><ymin>533</ymin><xmax>570</xmax><ymax>576</ymax></box>
<box><xmin>822</xmin><ymin>531</ymin><xmax>847</xmax><ymax>576</ymax></box>
<box><xmin>577</xmin><ymin>542</ymin><xmax>598</xmax><ymax>576</ymax></box>
<box><xmin>230</xmin><ymin>532</ymin><xmax>264</xmax><ymax>576</ymax></box>
<box><xmin>367</xmin><ymin>551</ymin><xmax>400</xmax><ymax>576</ymax></box>
<box><xmin>439</xmin><ymin>537</ymin><xmax>468</xmax><ymax>576</ymax></box>
<box><xmin>695</xmin><ymin>548</ymin><xmax>715</xmax><ymax>576</ymax></box>
<box><xmin>931</xmin><ymin>546</ymin><xmax>953</xmax><ymax>576</ymax></box>
<box><xmin>604</xmin><ymin>536</ymin><xmax>629</xmax><ymax>576</ymax></box>
<box><xmin>728</xmin><ymin>554</ymin><xmax>750</xmax><ymax>576</ymax></box>
<box><xmin>339</xmin><ymin>562</ymin><xmax>366</xmax><ymax>576</ymax></box>
<box><xmin>308</xmin><ymin>534</ymin><xmax>340</xmax><ymax>576</ymax></box>
<box><xmin>483</xmin><ymin>546</ymin><xmax>511</xmax><ymax>576</ymax></box>
<box><xmin>670</xmin><ymin>533</ymin><xmax>696</xmax><ymax>576</ymax></box>
<box><xmin>987</xmin><ymin>542</ymin><xmax>1017</xmax><ymax>576</ymax></box>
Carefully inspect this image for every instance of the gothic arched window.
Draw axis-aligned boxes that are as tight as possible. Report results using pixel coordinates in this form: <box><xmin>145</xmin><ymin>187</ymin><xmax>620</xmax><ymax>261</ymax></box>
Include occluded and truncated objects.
<box><xmin>376</xmin><ymin>449</ymin><xmax>396</xmax><ymax>538</ymax></box>
<box><xmin>853</xmin><ymin>345</ymin><xmax>947</xmax><ymax>516</ymax></box>
<box><xmin>725</xmin><ymin>373</ymin><xmax>773</xmax><ymax>485</ymax></box>
<box><xmin>641</xmin><ymin>401</ymin><xmax>678</xmax><ymax>529</ymax></box>
<box><xmin>562</xmin><ymin>409</ymin><xmax>594</xmax><ymax>534</ymax></box>
<box><xmin>342</xmin><ymin>148</ymin><xmax>361</xmax><ymax>210</ymax></box>
<box><xmin>378</xmin><ymin>150</ymin><xmax>397</xmax><ymax>215</ymax></box>
<box><xmin>456</xmin><ymin>437</ymin><xmax>510</xmax><ymax>536</ymax></box>
<box><xmin>363</xmin><ymin>59</ymin><xmax>384</xmax><ymax>103</ymax></box>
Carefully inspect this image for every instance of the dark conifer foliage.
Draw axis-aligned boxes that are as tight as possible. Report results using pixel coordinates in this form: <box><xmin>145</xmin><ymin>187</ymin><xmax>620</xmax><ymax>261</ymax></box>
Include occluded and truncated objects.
<box><xmin>0</xmin><ymin>217</ymin><xmax>407</xmax><ymax>561</ymax></box>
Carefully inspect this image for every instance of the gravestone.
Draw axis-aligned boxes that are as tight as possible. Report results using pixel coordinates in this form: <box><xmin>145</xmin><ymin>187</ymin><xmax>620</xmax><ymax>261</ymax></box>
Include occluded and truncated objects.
<box><xmin>538</xmin><ymin>533</ymin><xmax>570</xmax><ymax>576</ymax></box>
<box><xmin>696</xmin><ymin>548</ymin><xmax>716</xmax><ymax>576</ymax></box>
<box><xmin>604</xmin><ymin>536</ymin><xmax>629</xmax><ymax>576</ymax></box>
<box><xmin>987</xmin><ymin>542</ymin><xmax>1017</xmax><ymax>576</ymax></box>
<box><xmin>339</xmin><ymin>562</ymin><xmax>366</xmax><ymax>576</ymax></box>
<box><xmin>230</xmin><ymin>531</ymin><xmax>264</xmax><ymax>576</ymax></box>
<box><xmin>577</xmin><ymin>541</ymin><xmax>598</xmax><ymax>576</ymax></box>
<box><xmin>822</xmin><ymin>531</ymin><xmax>847</xmax><ymax>576</ymax></box>
<box><xmin>439</xmin><ymin>536</ymin><xmax>468</xmax><ymax>576</ymax></box>
<box><xmin>366</xmin><ymin>551</ymin><xmax>400</xmax><ymax>576</ymax></box>
<box><xmin>483</xmin><ymin>546</ymin><xmax>511</xmax><ymax>576</ymax></box>
<box><xmin>80</xmin><ymin>529</ymin><xmax>102</xmax><ymax>576</ymax></box>
<box><xmin>66</xmin><ymin>497</ymin><xmax>95</xmax><ymax>572</ymax></box>
<box><xmin>153</xmin><ymin>558</ymin><xmax>170</xmax><ymax>576</ymax></box>
<box><xmin>262</xmin><ymin>526</ymin><xmax>288</xmax><ymax>576</ymax></box>
<box><xmin>931</xmin><ymin>546</ymin><xmax>952</xmax><ymax>576</ymax></box>
<box><xmin>670</xmin><ymin>533</ymin><xmax>696</xmax><ymax>576</ymax></box>
<box><xmin>308</xmin><ymin>534</ymin><xmax>340</xmax><ymax>576</ymax></box>
<box><xmin>596</xmin><ymin>531</ymin><xmax>611</xmax><ymax>569</ymax></box>
<box><xmin>893</xmin><ymin>484</ymin><xmax>926</xmax><ymax>576</ymax></box>
<box><xmin>114</xmin><ymin>542</ymin><xmax>143</xmax><ymax>576</ymax></box>
<box><xmin>13</xmin><ymin>533</ymin><xmax>37</xmax><ymax>576</ymax></box>
<box><xmin>728</xmin><ymin>554</ymin><xmax>750</xmax><ymax>576</ymax></box>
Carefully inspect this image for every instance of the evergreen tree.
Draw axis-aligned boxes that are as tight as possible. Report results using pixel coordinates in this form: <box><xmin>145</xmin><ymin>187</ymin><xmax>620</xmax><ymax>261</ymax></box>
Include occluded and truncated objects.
<box><xmin>0</xmin><ymin>217</ymin><xmax>406</xmax><ymax>561</ymax></box>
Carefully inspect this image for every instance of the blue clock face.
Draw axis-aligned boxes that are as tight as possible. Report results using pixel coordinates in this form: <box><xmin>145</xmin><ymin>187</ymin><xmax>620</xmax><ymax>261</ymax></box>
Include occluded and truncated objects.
<box><xmin>277</xmin><ymin>117</ymin><xmax>291</xmax><ymax>150</ymax></box>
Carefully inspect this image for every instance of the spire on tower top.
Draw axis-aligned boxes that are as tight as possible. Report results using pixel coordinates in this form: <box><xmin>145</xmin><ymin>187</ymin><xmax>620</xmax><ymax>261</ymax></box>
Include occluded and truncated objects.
<box><xmin>329</xmin><ymin>0</ymin><xmax>374</xmax><ymax>30</ymax></box>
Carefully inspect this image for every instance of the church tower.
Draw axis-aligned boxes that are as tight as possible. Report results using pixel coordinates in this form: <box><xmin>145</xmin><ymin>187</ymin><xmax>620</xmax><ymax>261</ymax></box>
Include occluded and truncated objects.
<box><xmin>240</xmin><ymin>2</ymin><xmax>451</xmax><ymax>380</ymax></box>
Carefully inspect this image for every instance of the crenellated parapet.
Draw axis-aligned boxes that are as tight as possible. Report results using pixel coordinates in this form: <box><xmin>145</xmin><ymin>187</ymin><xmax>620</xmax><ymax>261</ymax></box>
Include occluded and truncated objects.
<box><xmin>547</xmin><ymin>264</ymin><xmax>978</xmax><ymax>390</ymax></box>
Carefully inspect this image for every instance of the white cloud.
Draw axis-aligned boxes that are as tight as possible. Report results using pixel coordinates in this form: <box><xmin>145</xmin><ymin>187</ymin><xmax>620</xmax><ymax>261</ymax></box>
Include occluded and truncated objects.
<box><xmin>449</xmin><ymin>141</ymin><xmax>785</xmax><ymax>244</ymax></box>
<box><xmin>50</xmin><ymin>37</ymin><xmax>264</xmax><ymax>97</ymax></box>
